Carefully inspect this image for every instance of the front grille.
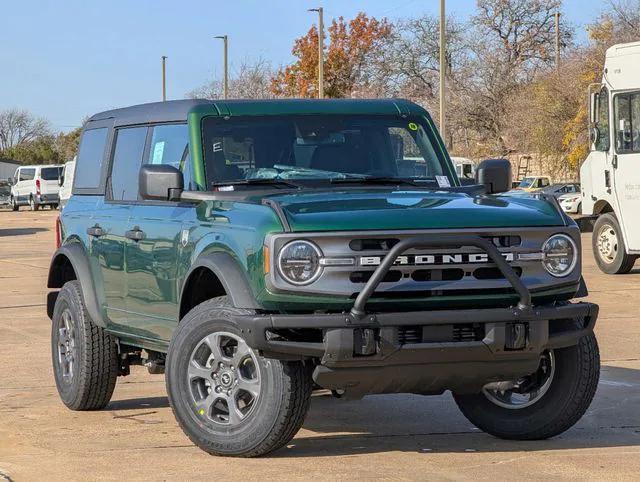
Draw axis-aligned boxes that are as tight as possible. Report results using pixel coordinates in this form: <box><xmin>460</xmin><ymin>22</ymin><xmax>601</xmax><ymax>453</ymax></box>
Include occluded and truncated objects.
<box><xmin>398</xmin><ymin>324</ymin><xmax>485</xmax><ymax>344</ymax></box>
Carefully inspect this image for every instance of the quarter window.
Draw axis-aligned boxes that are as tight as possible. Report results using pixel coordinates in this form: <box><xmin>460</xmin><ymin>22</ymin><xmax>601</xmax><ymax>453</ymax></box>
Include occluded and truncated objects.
<box><xmin>109</xmin><ymin>127</ymin><xmax>147</xmax><ymax>201</ymax></box>
<box><xmin>149</xmin><ymin>124</ymin><xmax>193</xmax><ymax>189</ymax></box>
<box><xmin>75</xmin><ymin>128</ymin><xmax>108</xmax><ymax>189</ymax></box>
<box><xmin>614</xmin><ymin>92</ymin><xmax>640</xmax><ymax>153</ymax></box>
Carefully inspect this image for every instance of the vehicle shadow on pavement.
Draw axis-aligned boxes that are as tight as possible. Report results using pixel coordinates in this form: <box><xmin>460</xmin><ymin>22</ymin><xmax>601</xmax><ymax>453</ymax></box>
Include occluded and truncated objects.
<box><xmin>0</xmin><ymin>228</ymin><xmax>48</xmax><ymax>237</ymax></box>
<box><xmin>107</xmin><ymin>396</ymin><xmax>169</xmax><ymax>411</ymax></box>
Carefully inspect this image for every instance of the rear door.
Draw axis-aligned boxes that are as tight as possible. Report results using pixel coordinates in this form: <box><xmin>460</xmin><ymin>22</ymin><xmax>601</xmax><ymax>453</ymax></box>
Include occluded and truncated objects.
<box><xmin>16</xmin><ymin>167</ymin><xmax>35</xmax><ymax>202</ymax></box>
<box><xmin>39</xmin><ymin>166</ymin><xmax>63</xmax><ymax>196</ymax></box>
<box><xmin>125</xmin><ymin>123</ymin><xmax>193</xmax><ymax>342</ymax></box>
<box><xmin>613</xmin><ymin>91</ymin><xmax>640</xmax><ymax>251</ymax></box>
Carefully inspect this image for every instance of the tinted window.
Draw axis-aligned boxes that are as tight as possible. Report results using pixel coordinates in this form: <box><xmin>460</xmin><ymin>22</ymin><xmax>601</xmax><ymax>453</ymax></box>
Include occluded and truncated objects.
<box><xmin>110</xmin><ymin>127</ymin><xmax>147</xmax><ymax>201</ymax></box>
<box><xmin>75</xmin><ymin>128</ymin><xmax>108</xmax><ymax>189</ymax></box>
<box><xmin>41</xmin><ymin>166</ymin><xmax>63</xmax><ymax>180</ymax></box>
<box><xmin>19</xmin><ymin>168</ymin><xmax>35</xmax><ymax>181</ymax></box>
<box><xmin>614</xmin><ymin>92</ymin><xmax>640</xmax><ymax>153</ymax></box>
<box><xmin>149</xmin><ymin>124</ymin><xmax>193</xmax><ymax>189</ymax></box>
<box><xmin>595</xmin><ymin>88</ymin><xmax>610</xmax><ymax>152</ymax></box>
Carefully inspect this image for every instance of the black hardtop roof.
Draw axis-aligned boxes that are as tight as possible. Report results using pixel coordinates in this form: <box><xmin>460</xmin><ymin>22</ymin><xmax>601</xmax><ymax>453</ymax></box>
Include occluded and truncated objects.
<box><xmin>86</xmin><ymin>98</ymin><xmax>426</xmax><ymax>128</ymax></box>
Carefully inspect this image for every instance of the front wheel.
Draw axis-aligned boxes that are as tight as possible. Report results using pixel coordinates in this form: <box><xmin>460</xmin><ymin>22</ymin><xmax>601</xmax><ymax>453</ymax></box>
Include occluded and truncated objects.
<box><xmin>453</xmin><ymin>333</ymin><xmax>600</xmax><ymax>440</ymax></box>
<box><xmin>10</xmin><ymin>197</ymin><xmax>18</xmax><ymax>211</ymax></box>
<box><xmin>593</xmin><ymin>213</ymin><xmax>637</xmax><ymax>274</ymax></box>
<box><xmin>166</xmin><ymin>296</ymin><xmax>312</xmax><ymax>457</ymax></box>
<box><xmin>29</xmin><ymin>196</ymin><xmax>39</xmax><ymax>211</ymax></box>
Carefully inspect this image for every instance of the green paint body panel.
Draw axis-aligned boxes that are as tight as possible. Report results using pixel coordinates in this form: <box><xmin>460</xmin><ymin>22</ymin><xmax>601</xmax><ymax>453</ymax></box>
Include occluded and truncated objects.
<box><xmin>58</xmin><ymin>99</ymin><xmax>574</xmax><ymax>351</ymax></box>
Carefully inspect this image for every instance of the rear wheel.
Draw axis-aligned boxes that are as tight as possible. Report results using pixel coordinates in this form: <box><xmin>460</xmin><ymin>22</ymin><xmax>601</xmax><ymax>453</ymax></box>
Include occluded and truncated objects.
<box><xmin>51</xmin><ymin>281</ymin><xmax>119</xmax><ymax>410</ymax></box>
<box><xmin>166</xmin><ymin>296</ymin><xmax>312</xmax><ymax>457</ymax></box>
<box><xmin>453</xmin><ymin>333</ymin><xmax>599</xmax><ymax>440</ymax></box>
<box><xmin>593</xmin><ymin>213</ymin><xmax>637</xmax><ymax>274</ymax></box>
<box><xmin>10</xmin><ymin>196</ymin><xmax>18</xmax><ymax>211</ymax></box>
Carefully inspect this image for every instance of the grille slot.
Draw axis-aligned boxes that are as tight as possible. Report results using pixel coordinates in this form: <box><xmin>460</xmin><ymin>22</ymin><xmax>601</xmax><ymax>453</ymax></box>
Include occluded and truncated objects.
<box><xmin>474</xmin><ymin>267</ymin><xmax>522</xmax><ymax>280</ymax></box>
<box><xmin>350</xmin><ymin>270</ymin><xmax>403</xmax><ymax>283</ymax></box>
<box><xmin>398</xmin><ymin>324</ymin><xmax>485</xmax><ymax>344</ymax></box>
<box><xmin>349</xmin><ymin>238</ymin><xmax>400</xmax><ymax>251</ymax></box>
<box><xmin>411</xmin><ymin>269</ymin><xmax>465</xmax><ymax>282</ymax></box>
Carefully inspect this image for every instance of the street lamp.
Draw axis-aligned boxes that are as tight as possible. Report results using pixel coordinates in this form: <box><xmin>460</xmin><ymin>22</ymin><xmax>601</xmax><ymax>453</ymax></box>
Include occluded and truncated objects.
<box><xmin>214</xmin><ymin>35</ymin><xmax>229</xmax><ymax>99</ymax></box>
<box><xmin>308</xmin><ymin>8</ymin><xmax>325</xmax><ymax>99</ymax></box>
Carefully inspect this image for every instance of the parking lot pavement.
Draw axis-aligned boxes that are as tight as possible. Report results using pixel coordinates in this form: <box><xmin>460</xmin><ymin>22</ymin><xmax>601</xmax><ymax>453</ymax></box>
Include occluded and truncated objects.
<box><xmin>0</xmin><ymin>210</ymin><xmax>639</xmax><ymax>481</ymax></box>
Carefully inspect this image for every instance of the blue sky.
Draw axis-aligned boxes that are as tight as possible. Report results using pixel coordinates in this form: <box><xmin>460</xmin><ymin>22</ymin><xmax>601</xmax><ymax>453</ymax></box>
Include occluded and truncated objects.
<box><xmin>0</xmin><ymin>0</ymin><xmax>606</xmax><ymax>132</ymax></box>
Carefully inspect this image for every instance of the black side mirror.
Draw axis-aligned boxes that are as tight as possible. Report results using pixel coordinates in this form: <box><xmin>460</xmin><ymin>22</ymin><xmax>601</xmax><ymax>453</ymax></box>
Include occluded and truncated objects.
<box><xmin>58</xmin><ymin>175</ymin><xmax>64</xmax><ymax>187</ymax></box>
<box><xmin>475</xmin><ymin>158</ymin><xmax>512</xmax><ymax>194</ymax></box>
<box><xmin>139</xmin><ymin>164</ymin><xmax>184</xmax><ymax>201</ymax></box>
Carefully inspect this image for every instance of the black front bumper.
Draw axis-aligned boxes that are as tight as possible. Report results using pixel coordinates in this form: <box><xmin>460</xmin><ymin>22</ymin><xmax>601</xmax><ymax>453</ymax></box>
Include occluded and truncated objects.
<box><xmin>235</xmin><ymin>302</ymin><xmax>598</xmax><ymax>397</ymax></box>
<box><xmin>239</xmin><ymin>233</ymin><xmax>598</xmax><ymax>398</ymax></box>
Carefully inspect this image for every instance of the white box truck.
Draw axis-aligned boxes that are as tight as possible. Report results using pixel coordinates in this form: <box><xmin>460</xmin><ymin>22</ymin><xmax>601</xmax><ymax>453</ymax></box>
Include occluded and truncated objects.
<box><xmin>581</xmin><ymin>41</ymin><xmax>640</xmax><ymax>274</ymax></box>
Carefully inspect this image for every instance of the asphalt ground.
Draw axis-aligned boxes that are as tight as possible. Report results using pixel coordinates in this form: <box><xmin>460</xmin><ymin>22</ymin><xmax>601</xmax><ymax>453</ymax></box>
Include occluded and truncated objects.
<box><xmin>0</xmin><ymin>209</ymin><xmax>639</xmax><ymax>480</ymax></box>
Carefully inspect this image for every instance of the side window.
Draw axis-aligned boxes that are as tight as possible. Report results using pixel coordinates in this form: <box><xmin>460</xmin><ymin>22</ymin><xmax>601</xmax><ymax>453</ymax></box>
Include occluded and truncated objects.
<box><xmin>149</xmin><ymin>124</ymin><xmax>193</xmax><ymax>189</ymax></box>
<box><xmin>614</xmin><ymin>92</ymin><xmax>640</xmax><ymax>154</ymax></box>
<box><xmin>75</xmin><ymin>128</ymin><xmax>108</xmax><ymax>189</ymax></box>
<box><xmin>20</xmin><ymin>168</ymin><xmax>35</xmax><ymax>181</ymax></box>
<box><xmin>109</xmin><ymin>127</ymin><xmax>147</xmax><ymax>201</ymax></box>
<box><xmin>540</xmin><ymin>178</ymin><xmax>550</xmax><ymax>188</ymax></box>
<box><xmin>595</xmin><ymin>88</ymin><xmax>610</xmax><ymax>152</ymax></box>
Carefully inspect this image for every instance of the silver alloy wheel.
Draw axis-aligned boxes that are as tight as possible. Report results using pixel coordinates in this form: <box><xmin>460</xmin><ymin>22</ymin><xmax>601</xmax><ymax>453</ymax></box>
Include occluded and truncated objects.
<box><xmin>57</xmin><ymin>308</ymin><xmax>76</xmax><ymax>383</ymax></box>
<box><xmin>188</xmin><ymin>331</ymin><xmax>261</xmax><ymax>426</ymax></box>
<box><xmin>482</xmin><ymin>351</ymin><xmax>555</xmax><ymax>410</ymax></box>
<box><xmin>597</xmin><ymin>223</ymin><xmax>619</xmax><ymax>264</ymax></box>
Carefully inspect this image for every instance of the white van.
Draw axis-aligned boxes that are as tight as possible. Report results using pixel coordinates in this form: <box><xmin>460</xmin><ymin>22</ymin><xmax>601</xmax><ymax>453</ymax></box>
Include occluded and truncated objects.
<box><xmin>58</xmin><ymin>159</ymin><xmax>76</xmax><ymax>210</ymax></box>
<box><xmin>581</xmin><ymin>41</ymin><xmax>640</xmax><ymax>274</ymax></box>
<box><xmin>10</xmin><ymin>164</ymin><xmax>63</xmax><ymax>211</ymax></box>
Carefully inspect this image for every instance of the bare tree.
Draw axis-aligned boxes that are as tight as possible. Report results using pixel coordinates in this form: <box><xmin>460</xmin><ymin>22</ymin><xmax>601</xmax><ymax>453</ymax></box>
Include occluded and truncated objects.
<box><xmin>0</xmin><ymin>109</ymin><xmax>51</xmax><ymax>152</ymax></box>
<box><xmin>606</xmin><ymin>0</ymin><xmax>640</xmax><ymax>42</ymax></box>
<box><xmin>189</xmin><ymin>58</ymin><xmax>275</xmax><ymax>100</ymax></box>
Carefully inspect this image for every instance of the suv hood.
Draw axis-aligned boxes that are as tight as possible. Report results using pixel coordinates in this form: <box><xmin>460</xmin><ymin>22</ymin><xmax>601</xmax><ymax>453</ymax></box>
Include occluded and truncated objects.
<box><xmin>266</xmin><ymin>189</ymin><xmax>565</xmax><ymax>232</ymax></box>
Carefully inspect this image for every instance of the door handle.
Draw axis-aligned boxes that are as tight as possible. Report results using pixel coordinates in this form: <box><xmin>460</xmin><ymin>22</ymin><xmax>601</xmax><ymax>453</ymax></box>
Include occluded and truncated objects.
<box><xmin>125</xmin><ymin>227</ymin><xmax>145</xmax><ymax>241</ymax></box>
<box><xmin>86</xmin><ymin>225</ymin><xmax>105</xmax><ymax>237</ymax></box>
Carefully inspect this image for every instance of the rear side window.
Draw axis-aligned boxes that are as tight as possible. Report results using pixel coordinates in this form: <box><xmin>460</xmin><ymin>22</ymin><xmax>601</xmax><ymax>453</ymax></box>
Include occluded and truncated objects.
<box><xmin>41</xmin><ymin>167</ymin><xmax>63</xmax><ymax>180</ymax></box>
<box><xmin>109</xmin><ymin>127</ymin><xmax>147</xmax><ymax>201</ymax></box>
<box><xmin>75</xmin><ymin>128</ymin><xmax>108</xmax><ymax>189</ymax></box>
<box><xmin>19</xmin><ymin>168</ymin><xmax>35</xmax><ymax>181</ymax></box>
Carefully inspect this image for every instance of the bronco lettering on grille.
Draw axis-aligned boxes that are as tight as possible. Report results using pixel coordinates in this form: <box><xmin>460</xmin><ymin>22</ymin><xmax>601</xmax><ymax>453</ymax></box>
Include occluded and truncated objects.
<box><xmin>359</xmin><ymin>253</ymin><xmax>515</xmax><ymax>266</ymax></box>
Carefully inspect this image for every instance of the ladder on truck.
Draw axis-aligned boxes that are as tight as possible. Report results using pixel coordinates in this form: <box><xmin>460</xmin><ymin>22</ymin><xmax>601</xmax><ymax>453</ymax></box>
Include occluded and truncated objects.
<box><xmin>517</xmin><ymin>156</ymin><xmax>532</xmax><ymax>181</ymax></box>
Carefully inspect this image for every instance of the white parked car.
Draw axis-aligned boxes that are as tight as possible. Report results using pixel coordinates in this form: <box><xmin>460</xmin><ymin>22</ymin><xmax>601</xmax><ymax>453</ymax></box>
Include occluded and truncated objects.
<box><xmin>58</xmin><ymin>159</ymin><xmax>76</xmax><ymax>210</ymax></box>
<box><xmin>10</xmin><ymin>164</ymin><xmax>63</xmax><ymax>211</ymax></box>
<box><xmin>558</xmin><ymin>192</ymin><xmax>582</xmax><ymax>214</ymax></box>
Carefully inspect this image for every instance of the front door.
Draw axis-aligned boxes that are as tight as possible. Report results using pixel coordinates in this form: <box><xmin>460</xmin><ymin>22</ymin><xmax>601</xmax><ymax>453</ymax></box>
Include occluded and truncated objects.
<box><xmin>612</xmin><ymin>91</ymin><xmax>640</xmax><ymax>251</ymax></box>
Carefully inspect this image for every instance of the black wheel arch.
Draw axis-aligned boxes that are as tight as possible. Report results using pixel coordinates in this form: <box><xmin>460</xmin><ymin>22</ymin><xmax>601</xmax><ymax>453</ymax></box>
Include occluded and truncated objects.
<box><xmin>179</xmin><ymin>252</ymin><xmax>262</xmax><ymax>320</ymax></box>
<box><xmin>47</xmin><ymin>242</ymin><xmax>107</xmax><ymax>327</ymax></box>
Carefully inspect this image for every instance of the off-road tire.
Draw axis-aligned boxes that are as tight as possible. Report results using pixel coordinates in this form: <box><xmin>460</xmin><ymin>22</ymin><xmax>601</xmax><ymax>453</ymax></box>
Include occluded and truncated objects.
<box><xmin>453</xmin><ymin>332</ymin><xmax>599</xmax><ymax>440</ymax></box>
<box><xmin>166</xmin><ymin>296</ymin><xmax>313</xmax><ymax>457</ymax></box>
<box><xmin>593</xmin><ymin>213</ymin><xmax>637</xmax><ymax>274</ymax></box>
<box><xmin>51</xmin><ymin>281</ymin><xmax>119</xmax><ymax>410</ymax></box>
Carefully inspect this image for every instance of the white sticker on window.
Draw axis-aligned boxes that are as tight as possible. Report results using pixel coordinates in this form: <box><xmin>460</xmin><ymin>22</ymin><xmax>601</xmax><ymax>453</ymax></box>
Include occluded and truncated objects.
<box><xmin>213</xmin><ymin>141</ymin><xmax>223</xmax><ymax>153</ymax></box>
<box><xmin>152</xmin><ymin>141</ymin><xmax>165</xmax><ymax>164</ymax></box>
<box><xmin>436</xmin><ymin>175</ymin><xmax>451</xmax><ymax>188</ymax></box>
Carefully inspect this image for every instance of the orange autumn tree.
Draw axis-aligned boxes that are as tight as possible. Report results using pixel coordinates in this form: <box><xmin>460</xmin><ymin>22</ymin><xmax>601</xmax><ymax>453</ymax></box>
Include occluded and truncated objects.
<box><xmin>271</xmin><ymin>13</ymin><xmax>392</xmax><ymax>98</ymax></box>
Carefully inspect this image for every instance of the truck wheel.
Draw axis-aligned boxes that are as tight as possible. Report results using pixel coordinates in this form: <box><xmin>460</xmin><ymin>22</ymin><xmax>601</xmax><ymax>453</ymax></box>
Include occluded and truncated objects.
<box><xmin>166</xmin><ymin>296</ymin><xmax>312</xmax><ymax>457</ymax></box>
<box><xmin>593</xmin><ymin>213</ymin><xmax>637</xmax><ymax>274</ymax></box>
<box><xmin>453</xmin><ymin>332</ymin><xmax>599</xmax><ymax>440</ymax></box>
<box><xmin>51</xmin><ymin>281</ymin><xmax>119</xmax><ymax>410</ymax></box>
<box><xmin>29</xmin><ymin>196</ymin><xmax>39</xmax><ymax>211</ymax></box>
<box><xmin>10</xmin><ymin>197</ymin><xmax>18</xmax><ymax>211</ymax></box>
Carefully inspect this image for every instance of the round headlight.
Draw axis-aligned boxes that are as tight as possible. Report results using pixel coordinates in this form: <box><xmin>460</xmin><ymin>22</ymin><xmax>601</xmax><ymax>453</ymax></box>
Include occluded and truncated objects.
<box><xmin>277</xmin><ymin>240</ymin><xmax>322</xmax><ymax>285</ymax></box>
<box><xmin>542</xmin><ymin>234</ymin><xmax>577</xmax><ymax>277</ymax></box>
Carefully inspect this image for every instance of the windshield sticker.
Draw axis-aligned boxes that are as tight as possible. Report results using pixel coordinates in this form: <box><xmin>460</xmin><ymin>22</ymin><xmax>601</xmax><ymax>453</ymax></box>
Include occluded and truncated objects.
<box><xmin>213</xmin><ymin>141</ymin><xmax>223</xmax><ymax>152</ymax></box>
<box><xmin>436</xmin><ymin>175</ymin><xmax>451</xmax><ymax>188</ymax></box>
<box><xmin>151</xmin><ymin>142</ymin><xmax>165</xmax><ymax>164</ymax></box>
<box><xmin>408</xmin><ymin>122</ymin><xmax>418</xmax><ymax>131</ymax></box>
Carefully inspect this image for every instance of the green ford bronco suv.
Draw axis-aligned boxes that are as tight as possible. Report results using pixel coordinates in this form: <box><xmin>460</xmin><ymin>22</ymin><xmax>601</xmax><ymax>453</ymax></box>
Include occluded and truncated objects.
<box><xmin>47</xmin><ymin>99</ymin><xmax>600</xmax><ymax>457</ymax></box>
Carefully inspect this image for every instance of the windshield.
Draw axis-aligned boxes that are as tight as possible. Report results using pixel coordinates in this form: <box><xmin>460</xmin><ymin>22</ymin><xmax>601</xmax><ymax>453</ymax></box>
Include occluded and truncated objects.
<box><xmin>201</xmin><ymin>115</ymin><xmax>451</xmax><ymax>188</ymax></box>
<box><xmin>41</xmin><ymin>166</ymin><xmax>63</xmax><ymax>180</ymax></box>
<box><xmin>518</xmin><ymin>177</ymin><xmax>535</xmax><ymax>188</ymax></box>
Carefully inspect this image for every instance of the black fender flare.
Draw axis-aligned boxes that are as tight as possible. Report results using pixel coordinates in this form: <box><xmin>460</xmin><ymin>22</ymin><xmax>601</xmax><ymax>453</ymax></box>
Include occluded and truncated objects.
<box><xmin>180</xmin><ymin>252</ymin><xmax>262</xmax><ymax>312</ymax></box>
<box><xmin>47</xmin><ymin>243</ymin><xmax>108</xmax><ymax>327</ymax></box>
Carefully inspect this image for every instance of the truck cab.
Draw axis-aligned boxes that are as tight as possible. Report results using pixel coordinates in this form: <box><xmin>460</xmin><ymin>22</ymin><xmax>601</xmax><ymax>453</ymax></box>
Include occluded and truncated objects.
<box><xmin>581</xmin><ymin>41</ymin><xmax>640</xmax><ymax>274</ymax></box>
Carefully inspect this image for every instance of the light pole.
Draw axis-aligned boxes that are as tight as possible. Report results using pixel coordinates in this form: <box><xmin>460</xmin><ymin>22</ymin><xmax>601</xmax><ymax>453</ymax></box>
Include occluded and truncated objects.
<box><xmin>215</xmin><ymin>35</ymin><xmax>229</xmax><ymax>99</ymax></box>
<box><xmin>308</xmin><ymin>7</ymin><xmax>325</xmax><ymax>99</ymax></box>
<box><xmin>439</xmin><ymin>0</ymin><xmax>446</xmax><ymax>145</ymax></box>
<box><xmin>161</xmin><ymin>56</ymin><xmax>167</xmax><ymax>101</ymax></box>
<box><xmin>554</xmin><ymin>12</ymin><xmax>561</xmax><ymax>73</ymax></box>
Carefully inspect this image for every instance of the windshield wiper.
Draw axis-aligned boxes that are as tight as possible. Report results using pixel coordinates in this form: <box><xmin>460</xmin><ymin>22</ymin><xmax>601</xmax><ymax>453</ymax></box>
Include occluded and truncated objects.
<box><xmin>212</xmin><ymin>178</ymin><xmax>301</xmax><ymax>190</ymax></box>
<box><xmin>330</xmin><ymin>176</ymin><xmax>426</xmax><ymax>187</ymax></box>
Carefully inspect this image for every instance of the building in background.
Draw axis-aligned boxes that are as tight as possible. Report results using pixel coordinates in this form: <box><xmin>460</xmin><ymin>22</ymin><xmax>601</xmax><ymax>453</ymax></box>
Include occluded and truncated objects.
<box><xmin>0</xmin><ymin>158</ymin><xmax>20</xmax><ymax>181</ymax></box>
